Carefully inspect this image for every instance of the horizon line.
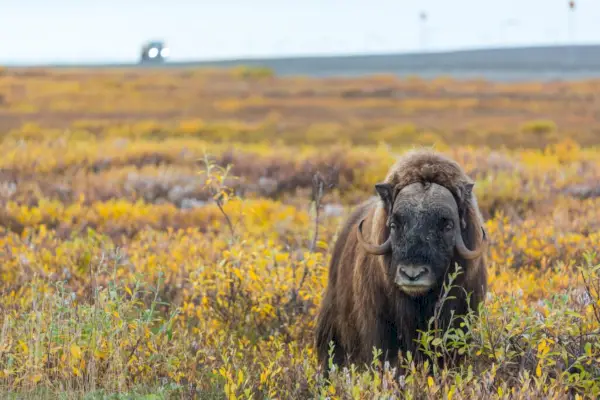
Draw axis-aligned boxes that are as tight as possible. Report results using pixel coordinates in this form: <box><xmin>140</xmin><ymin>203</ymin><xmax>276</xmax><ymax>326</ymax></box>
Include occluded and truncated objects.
<box><xmin>2</xmin><ymin>42</ymin><xmax>598</xmax><ymax>68</ymax></box>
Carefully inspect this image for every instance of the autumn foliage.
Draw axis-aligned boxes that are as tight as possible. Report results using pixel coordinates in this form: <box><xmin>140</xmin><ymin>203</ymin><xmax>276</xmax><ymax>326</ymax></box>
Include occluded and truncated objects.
<box><xmin>0</xmin><ymin>66</ymin><xmax>598</xmax><ymax>398</ymax></box>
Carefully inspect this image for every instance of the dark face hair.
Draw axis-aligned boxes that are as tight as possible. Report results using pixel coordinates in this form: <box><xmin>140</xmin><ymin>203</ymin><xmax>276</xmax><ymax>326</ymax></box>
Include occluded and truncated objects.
<box><xmin>386</xmin><ymin>182</ymin><xmax>460</xmax><ymax>295</ymax></box>
<box><xmin>356</xmin><ymin>181</ymin><xmax>484</xmax><ymax>297</ymax></box>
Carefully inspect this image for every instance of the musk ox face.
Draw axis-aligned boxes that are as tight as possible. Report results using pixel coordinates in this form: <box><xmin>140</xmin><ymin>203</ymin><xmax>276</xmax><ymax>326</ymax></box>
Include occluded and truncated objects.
<box><xmin>387</xmin><ymin>182</ymin><xmax>461</xmax><ymax>296</ymax></box>
<box><xmin>357</xmin><ymin>181</ymin><xmax>484</xmax><ymax>297</ymax></box>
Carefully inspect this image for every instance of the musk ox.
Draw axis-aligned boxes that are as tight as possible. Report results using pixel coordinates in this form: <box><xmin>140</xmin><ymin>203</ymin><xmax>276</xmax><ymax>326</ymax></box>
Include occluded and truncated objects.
<box><xmin>315</xmin><ymin>149</ymin><xmax>488</xmax><ymax>373</ymax></box>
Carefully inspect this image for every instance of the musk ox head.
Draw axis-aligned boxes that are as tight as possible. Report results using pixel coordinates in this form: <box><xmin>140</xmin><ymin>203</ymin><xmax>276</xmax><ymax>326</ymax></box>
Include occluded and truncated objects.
<box><xmin>356</xmin><ymin>152</ymin><xmax>486</xmax><ymax>297</ymax></box>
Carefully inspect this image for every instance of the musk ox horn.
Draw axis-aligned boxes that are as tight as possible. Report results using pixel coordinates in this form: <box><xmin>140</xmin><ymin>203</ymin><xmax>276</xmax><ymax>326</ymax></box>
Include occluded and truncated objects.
<box><xmin>356</xmin><ymin>219</ymin><xmax>392</xmax><ymax>255</ymax></box>
<box><xmin>454</xmin><ymin>225</ymin><xmax>485</xmax><ymax>260</ymax></box>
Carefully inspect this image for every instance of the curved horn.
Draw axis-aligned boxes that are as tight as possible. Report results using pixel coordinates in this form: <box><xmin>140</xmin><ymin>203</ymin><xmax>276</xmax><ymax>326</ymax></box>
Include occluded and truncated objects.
<box><xmin>454</xmin><ymin>224</ymin><xmax>485</xmax><ymax>260</ymax></box>
<box><xmin>356</xmin><ymin>219</ymin><xmax>392</xmax><ymax>255</ymax></box>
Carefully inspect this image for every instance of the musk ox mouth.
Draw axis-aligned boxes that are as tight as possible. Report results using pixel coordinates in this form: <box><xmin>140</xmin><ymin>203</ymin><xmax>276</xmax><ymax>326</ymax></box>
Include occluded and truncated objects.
<box><xmin>394</xmin><ymin>264</ymin><xmax>436</xmax><ymax>296</ymax></box>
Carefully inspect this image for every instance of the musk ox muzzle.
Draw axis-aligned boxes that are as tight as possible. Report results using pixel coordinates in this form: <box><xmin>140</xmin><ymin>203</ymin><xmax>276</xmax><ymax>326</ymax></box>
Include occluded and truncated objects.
<box><xmin>394</xmin><ymin>264</ymin><xmax>435</xmax><ymax>295</ymax></box>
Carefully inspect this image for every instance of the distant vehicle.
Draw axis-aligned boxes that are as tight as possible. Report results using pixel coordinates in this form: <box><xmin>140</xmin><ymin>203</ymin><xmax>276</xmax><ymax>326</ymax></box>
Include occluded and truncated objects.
<box><xmin>140</xmin><ymin>41</ymin><xmax>170</xmax><ymax>64</ymax></box>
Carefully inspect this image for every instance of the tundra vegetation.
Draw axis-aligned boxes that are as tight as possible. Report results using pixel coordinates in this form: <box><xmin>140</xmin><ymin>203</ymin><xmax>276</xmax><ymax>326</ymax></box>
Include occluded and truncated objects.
<box><xmin>0</xmin><ymin>66</ymin><xmax>598</xmax><ymax>399</ymax></box>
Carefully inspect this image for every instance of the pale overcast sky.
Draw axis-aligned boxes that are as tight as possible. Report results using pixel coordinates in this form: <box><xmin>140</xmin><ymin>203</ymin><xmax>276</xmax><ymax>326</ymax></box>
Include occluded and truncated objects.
<box><xmin>2</xmin><ymin>0</ymin><xmax>598</xmax><ymax>63</ymax></box>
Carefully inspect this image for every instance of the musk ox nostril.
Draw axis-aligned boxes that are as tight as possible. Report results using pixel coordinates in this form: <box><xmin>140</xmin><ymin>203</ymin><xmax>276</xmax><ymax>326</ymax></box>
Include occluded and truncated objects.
<box><xmin>399</xmin><ymin>266</ymin><xmax>428</xmax><ymax>281</ymax></box>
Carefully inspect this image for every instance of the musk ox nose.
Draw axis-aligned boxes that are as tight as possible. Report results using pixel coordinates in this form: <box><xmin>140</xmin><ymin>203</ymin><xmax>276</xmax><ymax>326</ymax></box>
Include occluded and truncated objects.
<box><xmin>398</xmin><ymin>266</ymin><xmax>428</xmax><ymax>281</ymax></box>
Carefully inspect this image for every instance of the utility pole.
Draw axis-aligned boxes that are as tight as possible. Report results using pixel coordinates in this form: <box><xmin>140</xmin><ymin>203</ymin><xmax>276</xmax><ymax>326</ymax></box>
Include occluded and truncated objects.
<box><xmin>568</xmin><ymin>0</ymin><xmax>576</xmax><ymax>67</ymax></box>
<box><xmin>419</xmin><ymin>11</ymin><xmax>428</xmax><ymax>51</ymax></box>
<box><xmin>568</xmin><ymin>1</ymin><xmax>576</xmax><ymax>43</ymax></box>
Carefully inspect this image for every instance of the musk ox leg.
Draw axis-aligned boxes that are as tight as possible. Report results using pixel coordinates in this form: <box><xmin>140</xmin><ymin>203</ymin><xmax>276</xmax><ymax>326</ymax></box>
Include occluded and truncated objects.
<box><xmin>372</xmin><ymin>318</ymin><xmax>400</xmax><ymax>369</ymax></box>
<box><xmin>315</xmin><ymin>301</ymin><xmax>345</xmax><ymax>376</ymax></box>
<box><xmin>431</xmin><ymin>289</ymin><xmax>480</xmax><ymax>369</ymax></box>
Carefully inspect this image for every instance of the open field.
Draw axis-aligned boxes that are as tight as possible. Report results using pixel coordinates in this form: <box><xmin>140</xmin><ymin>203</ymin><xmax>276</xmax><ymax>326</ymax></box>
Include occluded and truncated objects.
<box><xmin>4</xmin><ymin>65</ymin><xmax>600</xmax><ymax>149</ymax></box>
<box><xmin>0</xmin><ymin>67</ymin><xmax>599</xmax><ymax>399</ymax></box>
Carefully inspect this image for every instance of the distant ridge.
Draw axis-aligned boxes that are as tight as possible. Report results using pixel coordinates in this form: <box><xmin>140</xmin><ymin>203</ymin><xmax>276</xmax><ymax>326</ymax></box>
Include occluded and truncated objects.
<box><xmin>7</xmin><ymin>44</ymin><xmax>600</xmax><ymax>81</ymax></box>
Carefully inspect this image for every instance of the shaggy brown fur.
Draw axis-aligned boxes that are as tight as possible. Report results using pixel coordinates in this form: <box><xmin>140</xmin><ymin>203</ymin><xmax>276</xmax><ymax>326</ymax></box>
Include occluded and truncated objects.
<box><xmin>315</xmin><ymin>149</ymin><xmax>488</xmax><ymax>373</ymax></box>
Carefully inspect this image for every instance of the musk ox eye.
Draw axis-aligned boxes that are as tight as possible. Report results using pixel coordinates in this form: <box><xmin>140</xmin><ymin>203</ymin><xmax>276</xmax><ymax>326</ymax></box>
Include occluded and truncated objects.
<box><xmin>442</xmin><ymin>219</ymin><xmax>454</xmax><ymax>232</ymax></box>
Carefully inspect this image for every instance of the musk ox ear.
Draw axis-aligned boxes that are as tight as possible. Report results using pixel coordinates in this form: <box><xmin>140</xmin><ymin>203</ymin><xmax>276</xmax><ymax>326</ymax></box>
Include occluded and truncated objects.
<box><xmin>459</xmin><ymin>182</ymin><xmax>475</xmax><ymax>229</ymax></box>
<box><xmin>463</xmin><ymin>182</ymin><xmax>474</xmax><ymax>200</ymax></box>
<box><xmin>375</xmin><ymin>183</ymin><xmax>394</xmax><ymax>214</ymax></box>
